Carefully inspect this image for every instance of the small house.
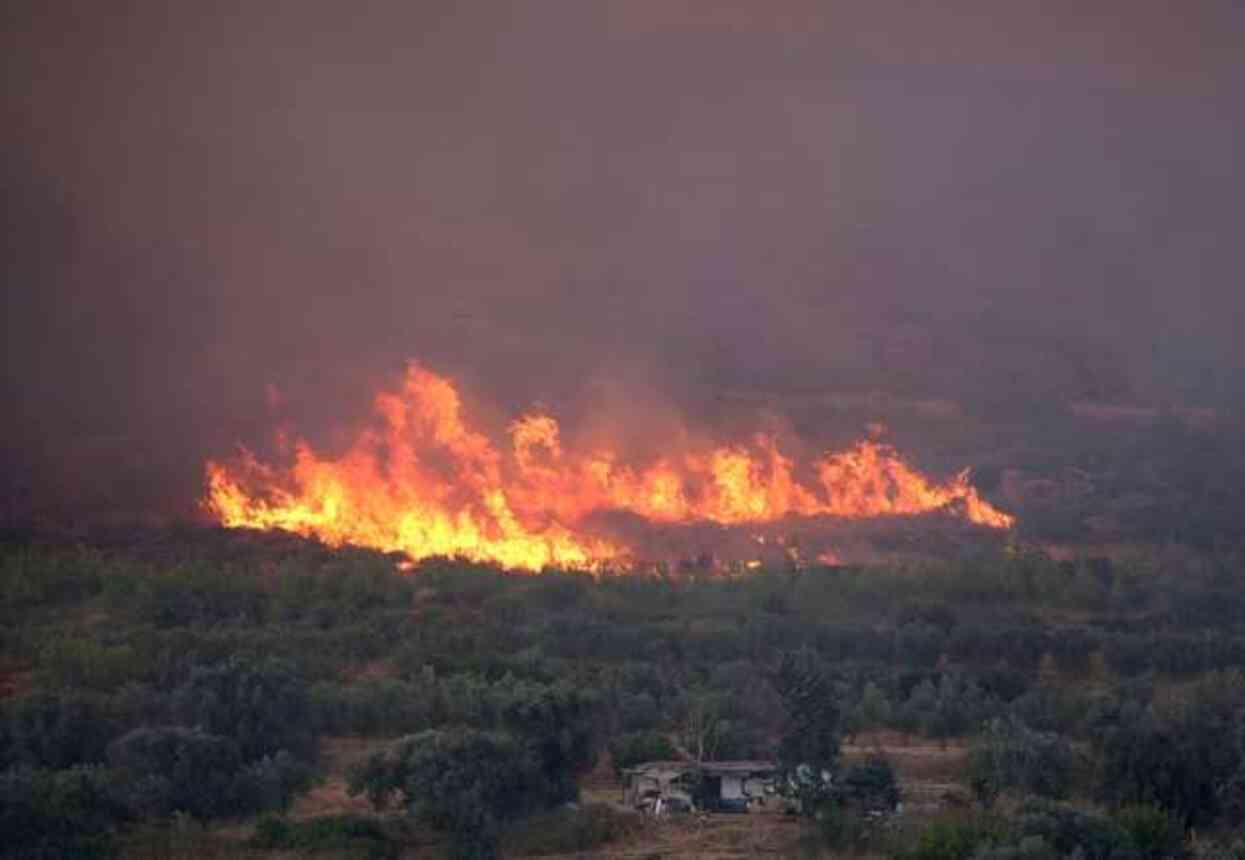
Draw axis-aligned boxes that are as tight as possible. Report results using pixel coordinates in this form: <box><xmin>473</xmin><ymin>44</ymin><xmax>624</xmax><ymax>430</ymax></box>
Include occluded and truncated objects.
<box><xmin>621</xmin><ymin>760</ymin><xmax>780</xmax><ymax>814</ymax></box>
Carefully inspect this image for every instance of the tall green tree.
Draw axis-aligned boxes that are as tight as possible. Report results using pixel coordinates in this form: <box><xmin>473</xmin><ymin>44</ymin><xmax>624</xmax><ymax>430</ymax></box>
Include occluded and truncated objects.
<box><xmin>171</xmin><ymin>657</ymin><xmax>314</xmax><ymax>761</ymax></box>
<box><xmin>774</xmin><ymin>651</ymin><xmax>840</xmax><ymax>812</ymax></box>
<box><xmin>107</xmin><ymin>726</ymin><xmax>243</xmax><ymax>819</ymax></box>
<box><xmin>967</xmin><ymin>716</ymin><xmax>1076</xmax><ymax>809</ymax></box>
<box><xmin>349</xmin><ymin>727</ymin><xmax>545</xmax><ymax>859</ymax></box>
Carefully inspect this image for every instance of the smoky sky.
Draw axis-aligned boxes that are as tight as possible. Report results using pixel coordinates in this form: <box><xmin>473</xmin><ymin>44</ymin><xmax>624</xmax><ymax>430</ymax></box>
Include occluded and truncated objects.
<box><xmin>3</xmin><ymin>1</ymin><xmax>1244</xmax><ymax>518</ymax></box>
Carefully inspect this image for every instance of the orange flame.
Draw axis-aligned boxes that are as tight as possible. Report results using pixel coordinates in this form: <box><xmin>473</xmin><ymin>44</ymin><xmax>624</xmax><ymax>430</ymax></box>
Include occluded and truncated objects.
<box><xmin>204</xmin><ymin>363</ymin><xmax>1013</xmax><ymax>571</ymax></box>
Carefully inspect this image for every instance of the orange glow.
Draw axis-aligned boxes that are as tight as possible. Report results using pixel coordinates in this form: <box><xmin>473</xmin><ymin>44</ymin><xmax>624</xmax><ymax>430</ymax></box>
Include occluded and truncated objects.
<box><xmin>204</xmin><ymin>363</ymin><xmax>1014</xmax><ymax>571</ymax></box>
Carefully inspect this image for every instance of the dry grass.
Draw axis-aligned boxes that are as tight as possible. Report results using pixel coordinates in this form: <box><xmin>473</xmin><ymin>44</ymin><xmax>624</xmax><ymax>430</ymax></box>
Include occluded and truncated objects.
<box><xmin>118</xmin><ymin>826</ymin><xmax>297</xmax><ymax>860</ymax></box>
<box><xmin>536</xmin><ymin>813</ymin><xmax>802</xmax><ymax>859</ymax></box>
<box><xmin>287</xmin><ymin>736</ymin><xmax>396</xmax><ymax>821</ymax></box>
<box><xmin>289</xmin><ymin>778</ymin><xmax>378</xmax><ymax>821</ymax></box>
<box><xmin>319</xmin><ymin>736</ymin><xmax>396</xmax><ymax>775</ymax></box>
<box><xmin>344</xmin><ymin>658</ymin><xmax>399</xmax><ymax>682</ymax></box>
<box><xmin>843</xmin><ymin>730</ymin><xmax>972</xmax><ymax>814</ymax></box>
<box><xmin>845</xmin><ymin>732</ymin><xmax>969</xmax><ymax>778</ymax></box>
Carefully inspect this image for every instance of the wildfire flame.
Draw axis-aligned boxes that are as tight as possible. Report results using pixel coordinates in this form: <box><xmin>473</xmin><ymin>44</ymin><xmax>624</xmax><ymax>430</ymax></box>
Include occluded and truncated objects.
<box><xmin>205</xmin><ymin>363</ymin><xmax>1013</xmax><ymax>571</ymax></box>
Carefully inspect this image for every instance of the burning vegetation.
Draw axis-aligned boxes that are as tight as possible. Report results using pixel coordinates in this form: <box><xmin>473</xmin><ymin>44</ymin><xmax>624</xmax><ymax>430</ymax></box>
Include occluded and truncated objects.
<box><xmin>204</xmin><ymin>363</ymin><xmax>1012</xmax><ymax>571</ymax></box>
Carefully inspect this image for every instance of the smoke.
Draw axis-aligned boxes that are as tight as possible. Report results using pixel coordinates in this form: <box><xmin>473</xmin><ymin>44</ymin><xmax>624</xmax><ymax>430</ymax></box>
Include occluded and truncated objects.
<box><xmin>3</xmin><ymin>0</ymin><xmax>1243</xmax><ymax>521</ymax></box>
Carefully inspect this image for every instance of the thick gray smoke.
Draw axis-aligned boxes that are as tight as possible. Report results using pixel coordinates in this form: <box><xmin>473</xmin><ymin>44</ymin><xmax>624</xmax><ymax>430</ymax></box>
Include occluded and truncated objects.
<box><xmin>3</xmin><ymin>1</ymin><xmax>1243</xmax><ymax>521</ymax></box>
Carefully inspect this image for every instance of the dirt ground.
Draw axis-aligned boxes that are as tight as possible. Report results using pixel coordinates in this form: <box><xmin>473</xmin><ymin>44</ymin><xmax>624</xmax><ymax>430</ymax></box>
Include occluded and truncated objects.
<box><xmin>287</xmin><ymin>736</ymin><xmax>393</xmax><ymax>820</ymax></box>
<box><xmin>572</xmin><ymin>813</ymin><xmax>804</xmax><ymax>859</ymax></box>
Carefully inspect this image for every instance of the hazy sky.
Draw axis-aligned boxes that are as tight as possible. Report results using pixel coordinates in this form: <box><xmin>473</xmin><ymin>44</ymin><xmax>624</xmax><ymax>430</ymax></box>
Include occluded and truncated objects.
<box><xmin>3</xmin><ymin>1</ymin><xmax>1243</xmax><ymax>516</ymax></box>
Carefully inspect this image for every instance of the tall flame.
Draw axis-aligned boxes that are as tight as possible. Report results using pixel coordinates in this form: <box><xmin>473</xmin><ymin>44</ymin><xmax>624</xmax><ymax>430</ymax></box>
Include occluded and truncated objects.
<box><xmin>205</xmin><ymin>364</ymin><xmax>1013</xmax><ymax>571</ymax></box>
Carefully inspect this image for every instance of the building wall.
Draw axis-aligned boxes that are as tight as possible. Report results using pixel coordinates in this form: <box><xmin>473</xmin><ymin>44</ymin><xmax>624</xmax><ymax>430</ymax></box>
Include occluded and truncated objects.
<box><xmin>721</xmin><ymin>775</ymin><xmax>745</xmax><ymax>799</ymax></box>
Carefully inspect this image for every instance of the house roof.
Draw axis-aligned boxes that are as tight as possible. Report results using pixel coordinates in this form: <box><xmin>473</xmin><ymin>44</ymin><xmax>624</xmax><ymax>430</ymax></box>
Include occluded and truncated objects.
<box><xmin>698</xmin><ymin>760</ymin><xmax>779</xmax><ymax>775</ymax></box>
<box><xmin>621</xmin><ymin>760</ymin><xmax>779</xmax><ymax>778</ymax></box>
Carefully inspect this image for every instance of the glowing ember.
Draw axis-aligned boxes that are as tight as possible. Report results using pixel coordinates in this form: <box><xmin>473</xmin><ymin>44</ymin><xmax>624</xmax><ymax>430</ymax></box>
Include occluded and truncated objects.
<box><xmin>204</xmin><ymin>363</ymin><xmax>1013</xmax><ymax>571</ymax></box>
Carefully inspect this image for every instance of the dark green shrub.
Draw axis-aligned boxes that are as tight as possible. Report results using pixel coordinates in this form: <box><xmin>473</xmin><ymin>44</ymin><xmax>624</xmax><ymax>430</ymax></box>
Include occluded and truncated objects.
<box><xmin>1013</xmin><ymin>801</ymin><xmax>1130</xmax><ymax>860</ymax></box>
<box><xmin>251</xmin><ymin>814</ymin><xmax>397</xmax><ymax>858</ymax></box>
<box><xmin>970</xmin><ymin>835</ymin><xmax>1059</xmax><ymax>860</ymax></box>
<box><xmin>135</xmin><ymin>563</ymin><xmax>269</xmax><ymax>628</ymax></box>
<box><xmin>5</xmin><ymin>690</ymin><xmax>119</xmax><ymax>769</ymax></box>
<box><xmin>897</xmin><ymin>817</ymin><xmax>1006</xmax><ymax>860</ymax></box>
<box><xmin>37</xmin><ymin>638</ymin><xmax>141</xmax><ymax>691</ymax></box>
<box><xmin>1193</xmin><ymin>840</ymin><xmax>1245</xmax><ymax>860</ymax></box>
<box><xmin>0</xmin><ymin>765</ymin><xmax>125</xmax><ymax>859</ymax></box>
<box><xmin>106</xmin><ymin>726</ymin><xmax>244</xmax><ymax>819</ymax></box>
<box><xmin>839</xmin><ymin>754</ymin><xmax>901</xmax><ymax>813</ymax></box>
<box><xmin>608</xmin><ymin>731</ymin><xmax>677</xmax><ymax>776</ymax></box>
<box><xmin>348</xmin><ymin>727</ymin><xmax>551</xmax><ymax>859</ymax></box>
<box><xmin>816</xmin><ymin>802</ymin><xmax>876</xmax><ymax>853</ymax></box>
<box><xmin>967</xmin><ymin>718</ymin><xmax>1076</xmax><ymax>808</ymax></box>
<box><xmin>0</xmin><ymin>548</ymin><xmax>106</xmax><ymax>610</ymax></box>
<box><xmin>308</xmin><ymin>679</ymin><xmax>433</xmax><ymax>736</ymax></box>
<box><xmin>233</xmin><ymin>750</ymin><xmax>316</xmax><ymax>814</ymax></box>
<box><xmin>1114</xmin><ymin>804</ymin><xmax>1186</xmax><ymax>860</ymax></box>
<box><xmin>171</xmin><ymin>657</ymin><xmax>315</xmax><ymax>761</ymax></box>
<box><xmin>617</xmin><ymin>691</ymin><xmax>661</xmax><ymax>731</ymax></box>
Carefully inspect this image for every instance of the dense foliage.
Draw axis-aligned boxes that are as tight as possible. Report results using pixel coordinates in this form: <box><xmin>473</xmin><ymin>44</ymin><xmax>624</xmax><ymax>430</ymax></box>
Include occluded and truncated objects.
<box><xmin>348</xmin><ymin>728</ymin><xmax>546</xmax><ymax>858</ymax></box>
<box><xmin>3</xmin><ymin>527</ymin><xmax>1245</xmax><ymax>855</ymax></box>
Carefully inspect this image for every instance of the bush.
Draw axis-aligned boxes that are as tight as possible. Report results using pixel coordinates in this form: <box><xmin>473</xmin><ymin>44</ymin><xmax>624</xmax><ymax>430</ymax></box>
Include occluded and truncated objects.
<box><xmin>308</xmin><ymin>679</ymin><xmax>433</xmax><ymax>736</ymax></box>
<box><xmin>970</xmin><ymin>835</ymin><xmax>1059</xmax><ymax>860</ymax></box>
<box><xmin>171</xmin><ymin>657</ymin><xmax>315</xmax><ymax>761</ymax></box>
<box><xmin>811</xmin><ymin>755</ymin><xmax>904</xmax><ymax>852</ymax></box>
<box><xmin>608</xmin><ymin>731</ymin><xmax>677</xmax><ymax>776</ymax></box>
<box><xmin>37</xmin><ymin>638</ymin><xmax>141</xmax><ymax>691</ymax></box>
<box><xmin>349</xmin><ymin>727</ymin><xmax>552</xmax><ymax>859</ymax></box>
<box><xmin>0</xmin><ymin>549</ymin><xmax>105</xmax><ymax>610</ymax></box>
<box><xmin>1114</xmin><ymin>804</ymin><xmax>1186</xmax><ymax>860</ymax></box>
<box><xmin>251</xmin><ymin>814</ymin><xmax>397</xmax><ymax>859</ymax></box>
<box><xmin>233</xmin><ymin>750</ymin><xmax>316</xmax><ymax>814</ymax></box>
<box><xmin>1012</xmin><ymin>801</ymin><xmax>1130</xmax><ymax>860</ymax></box>
<box><xmin>107</xmin><ymin>726</ymin><xmax>313</xmax><ymax>820</ymax></box>
<box><xmin>500</xmin><ymin>804</ymin><xmax>642</xmax><ymax>856</ymax></box>
<box><xmin>967</xmin><ymin>718</ymin><xmax>1076</xmax><ymax>808</ymax></box>
<box><xmin>816</xmin><ymin>802</ymin><xmax>880</xmax><ymax>853</ymax></box>
<box><xmin>1096</xmin><ymin>671</ymin><xmax>1245</xmax><ymax>829</ymax></box>
<box><xmin>898</xmin><ymin>817</ymin><xmax>1007</xmax><ymax>860</ymax></box>
<box><xmin>960</xmin><ymin>802</ymin><xmax>1184</xmax><ymax>860</ymax></box>
<box><xmin>107</xmin><ymin>726</ymin><xmax>244</xmax><ymax>819</ymax></box>
<box><xmin>1194</xmin><ymin>840</ymin><xmax>1245</xmax><ymax>860</ymax></box>
<box><xmin>135</xmin><ymin>563</ymin><xmax>269</xmax><ymax>628</ymax></box>
<box><xmin>4</xmin><ymin>690</ymin><xmax>119</xmax><ymax>769</ymax></box>
<box><xmin>0</xmin><ymin>765</ymin><xmax>125</xmax><ymax>859</ymax></box>
<box><xmin>839</xmin><ymin>754</ymin><xmax>901</xmax><ymax>813</ymax></box>
<box><xmin>617</xmin><ymin>691</ymin><xmax>662</xmax><ymax>731</ymax></box>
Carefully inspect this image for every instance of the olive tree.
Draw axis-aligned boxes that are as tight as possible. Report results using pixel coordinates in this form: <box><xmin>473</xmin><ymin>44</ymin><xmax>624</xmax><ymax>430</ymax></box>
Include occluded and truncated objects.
<box><xmin>348</xmin><ymin>727</ymin><xmax>545</xmax><ymax>859</ymax></box>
